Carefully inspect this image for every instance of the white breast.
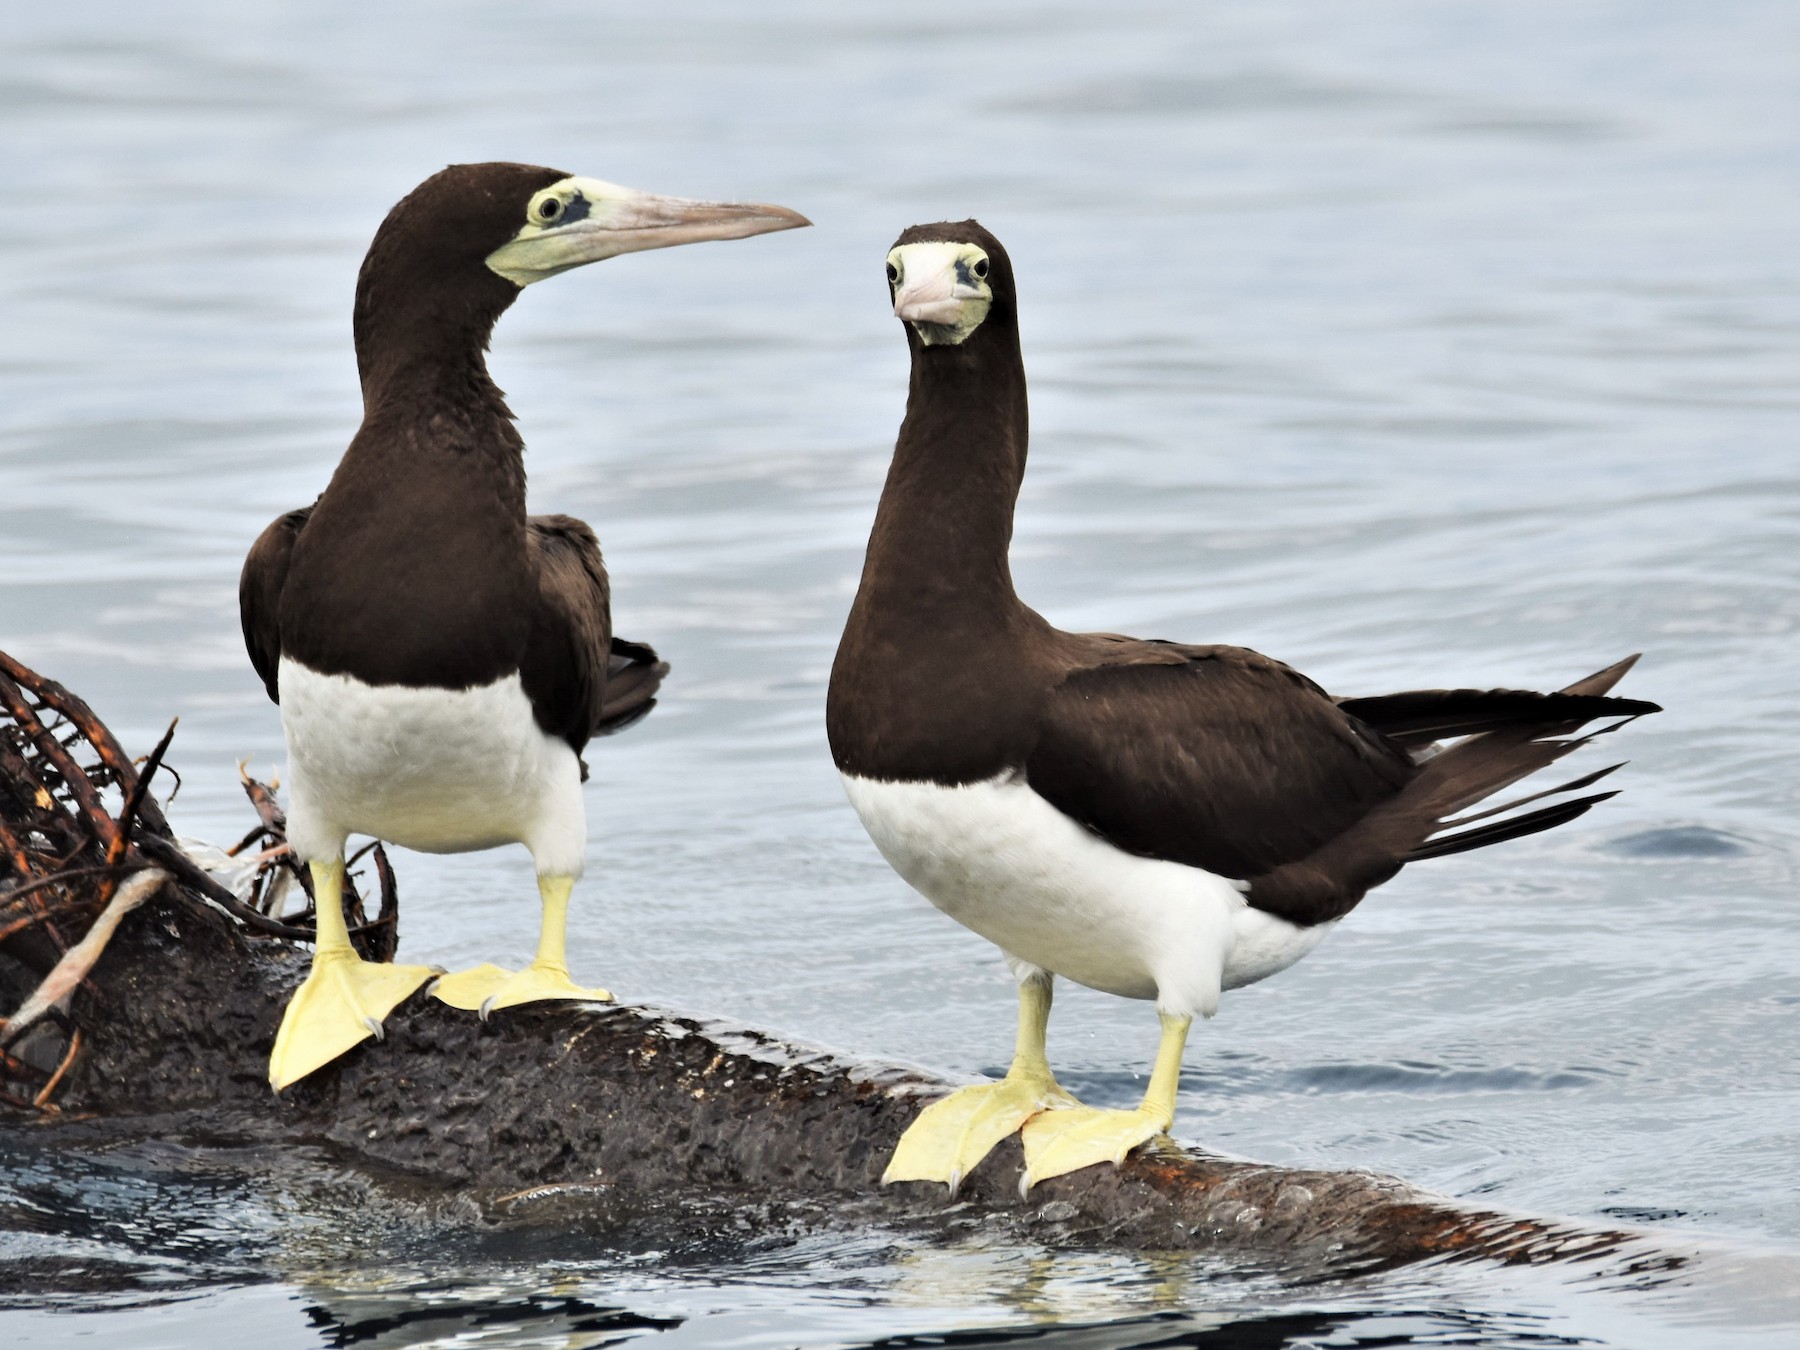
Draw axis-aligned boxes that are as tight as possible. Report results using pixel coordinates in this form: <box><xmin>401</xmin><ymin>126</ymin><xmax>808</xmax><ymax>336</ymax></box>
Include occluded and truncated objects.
<box><xmin>840</xmin><ymin>772</ymin><xmax>1332</xmax><ymax>1019</ymax></box>
<box><xmin>278</xmin><ymin>659</ymin><xmax>586</xmax><ymax>876</ymax></box>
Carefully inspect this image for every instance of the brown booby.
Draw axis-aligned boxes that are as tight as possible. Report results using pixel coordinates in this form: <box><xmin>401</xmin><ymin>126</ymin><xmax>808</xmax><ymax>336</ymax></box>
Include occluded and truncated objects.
<box><xmin>242</xmin><ymin>163</ymin><xmax>808</xmax><ymax>1090</ymax></box>
<box><xmin>826</xmin><ymin>221</ymin><xmax>1659</xmax><ymax>1193</ymax></box>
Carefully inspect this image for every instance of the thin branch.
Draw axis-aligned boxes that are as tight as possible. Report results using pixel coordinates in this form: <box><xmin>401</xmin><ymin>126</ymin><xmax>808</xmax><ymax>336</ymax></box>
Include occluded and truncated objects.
<box><xmin>32</xmin><ymin>1029</ymin><xmax>81</xmax><ymax>1110</ymax></box>
<box><xmin>0</xmin><ymin>869</ymin><xmax>170</xmax><ymax>1049</ymax></box>
<box><xmin>109</xmin><ymin>718</ymin><xmax>176</xmax><ymax>865</ymax></box>
<box><xmin>0</xmin><ymin>669</ymin><xmax>118</xmax><ymax>855</ymax></box>
<box><xmin>237</xmin><ymin>762</ymin><xmax>286</xmax><ymax>834</ymax></box>
<box><xmin>133</xmin><ymin>834</ymin><xmax>316</xmax><ymax>940</ymax></box>
<box><xmin>0</xmin><ymin>650</ymin><xmax>171</xmax><ymax>838</ymax></box>
<box><xmin>0</xmin><ymin>739</ymin><xmax>86</xmax><ymax>859</ymax></box>
<box><xmin>225</xmin><ymin>824</ymin><xmax>271</xmax><ymax>858</ymax></box>
<box><xmin>131</xmin><ymin>834</ymin><xmax>391</xmax><ymax>944</ymax></box>
<box><xmin>92</xmin><ymin>719</ymin><xmax>177</xmax><ymax>909</ymax></box>
<box><xmin>0</xmin><ymin>1046</ymin><xmax>49</xmax><ymax>1083</ymax></box>
<box><xmin>0</xmin><ymin>865</ymin><xmax>148</xmax><ymax>911</ymax></box>
<box><xmin>0</xmin><ymin>815</ymin><xmax>31</xmax><ymax>878</ymax></box>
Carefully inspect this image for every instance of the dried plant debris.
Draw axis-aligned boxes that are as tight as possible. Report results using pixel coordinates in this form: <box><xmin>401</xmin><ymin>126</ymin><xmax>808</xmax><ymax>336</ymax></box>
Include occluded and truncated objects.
<box><xmin>0</xmin><ymin>653</ymin><xmax>169</xmax><ymax>1111</ymax></box>
<box><xmin>0</xmin><ymin>648</ymin><xmax>367</xmax><ymax>1111</ymax></box>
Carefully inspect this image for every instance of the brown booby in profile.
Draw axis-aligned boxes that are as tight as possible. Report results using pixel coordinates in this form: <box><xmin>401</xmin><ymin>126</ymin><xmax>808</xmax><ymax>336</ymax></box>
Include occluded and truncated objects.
<box><xmin>242</xmin><ymin>163</ymin><xmax>808</xmax><ymax>1090</ymax></box>
<box><xmin>826</xmin><ymin>221</ymin><xmax>1659</xmax><ymax>1193</ymax></box>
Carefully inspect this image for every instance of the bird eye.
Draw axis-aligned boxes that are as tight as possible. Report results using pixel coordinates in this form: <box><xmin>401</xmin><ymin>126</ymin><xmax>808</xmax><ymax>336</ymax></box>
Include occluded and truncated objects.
<box><xmin>971</xmin><ymin>257</ymin><xmax>989</xmax><ymax>280</ymax></box>
<box><xmin>537</xmin><ymin>197</ymin><xmax>564</xmax><ymax>223</ymax></box>
<box><xmin>886</xmin><ymin>261</ymin><xmax>900</xmax><ymax>285</ymax></box>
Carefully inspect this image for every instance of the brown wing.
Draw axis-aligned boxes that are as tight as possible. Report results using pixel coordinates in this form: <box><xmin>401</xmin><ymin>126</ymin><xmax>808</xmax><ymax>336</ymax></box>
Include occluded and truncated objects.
<box><xmin>1027</xmin><ymin>641</ymin><xmax>1658</xmax><ymax>926</ymax></box>
<box><xmin>1024</xmin><ymin>640</ymin><xmax>1413</xmax><ymax>885</ymax></box>
<box><xmin>239</xmin><ymin>504</ymin><xmax>314</xmax><ymax>703</ymax></box>
<box><xmin>595</xmin><ymin>635</ymin><xmax>668</xmax><ymax>738</ymax></box>
<box><xmin>522</xmin><ymin>514</ymin><xmax>667</xmax><ymax>756</ymax></box>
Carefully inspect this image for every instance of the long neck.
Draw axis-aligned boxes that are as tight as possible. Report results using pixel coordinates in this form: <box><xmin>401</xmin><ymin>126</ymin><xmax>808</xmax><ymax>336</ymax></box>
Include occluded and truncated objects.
<box><xmin>827</xmin><ymin>318</ymin><xmax>1045</xmax><ymax>782</ymax></box>
<box><xmin>354</xmin><ymin>270</ymin><xmax>513</xmax><ymax>412</ymax></box>
<box><xmin>346</xmin><ymin>277</ymin><xmax>528</xmax><ymax>520</ymax></box>
<box><xmin>277</xmin><ymin>277</ymin><xmax>535</xmax><ymax>689</ymax></box>
<box><xmin>857</xmin><ymin>323</ymin><xmax>1031</xmax><ymax>632</ymax></box>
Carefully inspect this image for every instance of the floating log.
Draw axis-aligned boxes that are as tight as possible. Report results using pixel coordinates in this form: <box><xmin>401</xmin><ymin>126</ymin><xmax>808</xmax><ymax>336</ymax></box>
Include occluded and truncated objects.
<box><xmin>0</xmin><ymin>649</ymin><xmax>1683</xmax><ymax>1277</ymax></box>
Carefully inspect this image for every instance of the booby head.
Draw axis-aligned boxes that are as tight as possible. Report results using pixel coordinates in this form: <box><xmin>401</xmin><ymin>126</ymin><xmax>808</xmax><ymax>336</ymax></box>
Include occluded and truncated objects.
<box><xmin>367</xmin><ymin>162</ymin><xmax>808</xmax><ymax>285</ymax></box>
<box><xmin>483</xmin><ymin>169</ymin><xmax>812</xmax><ymax>286</ymax></box>
<box><xmin>352</xmin><ymin>163</ymin><xmax>809</xmax><ymax>376</ymax></box>
<box><xmin>886</xmin><ymin>220</ymin><xmax>1014</xmax><ymax>348</ymax></box>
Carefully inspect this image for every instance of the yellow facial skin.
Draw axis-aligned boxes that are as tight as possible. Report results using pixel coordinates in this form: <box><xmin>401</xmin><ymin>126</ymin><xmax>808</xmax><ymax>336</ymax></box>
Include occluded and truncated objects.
<box><xmin>887</xmin><ymin>241</ymin><xmax>994</xmax><ymax>346</ymax></box>
<box><xmin>487</xmin><ymin>176</ymin><xmax>810</xmax><ymax>286</ymax></box>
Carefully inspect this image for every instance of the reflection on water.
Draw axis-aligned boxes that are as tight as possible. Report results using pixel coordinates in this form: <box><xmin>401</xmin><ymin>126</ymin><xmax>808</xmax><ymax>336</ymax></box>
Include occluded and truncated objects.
<box><xmin>0</xmin><ymin>1133</ymin><xmax>1679</xmax><ymax>1348</ymax></box>
<box><xmin>3</xmin><ymin>0</ymin><xmax>1798</xmax><ymax>1345</ymax></box>
<box><xmin>3</xmin><ymin>1123</ymin><xmax>1798</xmax><ymax>1345</ymax></box>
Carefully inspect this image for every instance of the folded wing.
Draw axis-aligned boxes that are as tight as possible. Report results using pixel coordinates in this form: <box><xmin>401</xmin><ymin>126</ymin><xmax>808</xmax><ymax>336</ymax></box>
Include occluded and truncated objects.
<box><xmin>524</xmin><ymin>514</ymin><xmax>668</xmax><ymax>760</ymax></box>
<box><xmin>1025</xmin><ymin>641</ymin><xmax>1657</xmax><ymax>926</ymax></box>
<box><xmin>239</xmin><ymin>504</ymin><xmax>315</xmax><ymax>704</ymax></box>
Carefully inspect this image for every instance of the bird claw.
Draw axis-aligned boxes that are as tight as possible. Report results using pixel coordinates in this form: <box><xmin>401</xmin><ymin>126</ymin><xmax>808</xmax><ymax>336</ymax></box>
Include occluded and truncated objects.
<box><xmin>433</xmin><ymin>961</ymin><xmax>612</xmax><ymax>1017</ymax></box>
<box><xmin>1019</xmin><ymin>1104</ymin><xmax>1170</xmax><ymax>1193</ymax></box>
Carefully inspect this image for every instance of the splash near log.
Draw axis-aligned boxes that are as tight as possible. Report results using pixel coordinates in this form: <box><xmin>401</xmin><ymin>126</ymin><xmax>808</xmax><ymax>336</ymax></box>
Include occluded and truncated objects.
<box><xmin>0</xmin><ymin>649</ymin><xmax>1682</xmax><ymax>1276</ymax></box>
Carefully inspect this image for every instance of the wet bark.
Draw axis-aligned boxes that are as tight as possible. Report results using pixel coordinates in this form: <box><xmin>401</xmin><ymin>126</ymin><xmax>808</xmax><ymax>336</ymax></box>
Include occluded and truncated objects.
<box><xmin>0</xmin><ymin>650</ymin><xmax>1681</xmax><ymax>1278</ymax></box>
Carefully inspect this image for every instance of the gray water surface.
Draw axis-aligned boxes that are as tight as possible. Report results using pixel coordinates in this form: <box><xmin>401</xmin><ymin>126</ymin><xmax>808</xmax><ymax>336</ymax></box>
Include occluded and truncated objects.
<box><xmin>3</xmin><ymin>2</ymin><xmax>1798</xmax><ymax>1345</ymax></box>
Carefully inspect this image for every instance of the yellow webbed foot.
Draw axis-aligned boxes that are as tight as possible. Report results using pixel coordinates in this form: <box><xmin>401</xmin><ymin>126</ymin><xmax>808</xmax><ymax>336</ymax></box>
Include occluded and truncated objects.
<box><xmin>428</xmin><ymin>963</ymin><xmax>514</xmax><ymax>1012</ymax></box>
<box><xmin>884</xmin><ymin>1071</ymin><xmax>1075</xmax><ymax>1193</ymax></box>
<box><xmin>1019</xmin><ymin>1102</ymin><xmax>1172</xmax><ymax>1194</ymax></box>
<box><xmin>1018</xmin><ymin>1009</ymin><xmax>1193</xmax><ymax>1193</ymax></box>
<box><xmin>268</xmin><ymin>950</ymin><xmax>437</xmax><ymax>1091</ymax></box>
<box><xmin>432</xmin><ymin>960</ymin><xmax>612</xmax><ymax>1019</ymax></box>
<box><xmin>432</xmin><ymin>874</ymin><xmax>610</xmax><ymax>1018</ymax></box>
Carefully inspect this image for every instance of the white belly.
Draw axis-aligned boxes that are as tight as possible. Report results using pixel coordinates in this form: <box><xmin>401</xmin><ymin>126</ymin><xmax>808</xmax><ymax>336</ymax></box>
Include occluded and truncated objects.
<box><xmin>840</xmin><ymin>772</ymin><xmax>1332</xmax><ymax>1018</ymax></box>
<box><xmin>279</xmin><ymin>659</ymin><xmax>586</xmax><ymax>876</ymax></box>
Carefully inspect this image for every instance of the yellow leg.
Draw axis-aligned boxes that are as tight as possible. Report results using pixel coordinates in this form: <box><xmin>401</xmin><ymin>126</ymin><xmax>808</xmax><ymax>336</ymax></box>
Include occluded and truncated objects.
<box><xmin>884</xmin><ymin>976</ymin><xmax>1077</xmax><ymax>1194</ymax></box>
<box><xmin>1019</xmin><ymin>1010</ymin><xmax>1191</xmax><ymax>1194</ymax></box>
<box><xmin>268</xmin><ymin>860</ymin><xmax>437</xmax><ymax>1091</ymax></box>
<box><xmin>430</xmin><ymin>875</ymin><xmax>613</xmax><ymax>1017</ymax></box>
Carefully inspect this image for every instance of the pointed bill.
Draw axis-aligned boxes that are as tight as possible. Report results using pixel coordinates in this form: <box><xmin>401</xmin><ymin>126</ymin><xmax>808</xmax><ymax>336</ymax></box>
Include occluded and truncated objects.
<box><xmin>488</xmin><ymin>176</ymin><xmax>810</xmax><ymax>285</ymax></box>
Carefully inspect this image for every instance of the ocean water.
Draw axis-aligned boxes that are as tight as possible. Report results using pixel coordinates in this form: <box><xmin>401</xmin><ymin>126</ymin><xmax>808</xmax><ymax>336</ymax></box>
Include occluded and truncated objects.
<box><xmin>2</xmin><ymin>1</ymin><xmax>1797</xmax><ymax>1345</ymax></box>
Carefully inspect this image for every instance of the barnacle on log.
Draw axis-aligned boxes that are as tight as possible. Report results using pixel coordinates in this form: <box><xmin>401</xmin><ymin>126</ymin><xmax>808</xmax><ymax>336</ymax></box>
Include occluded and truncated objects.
<box><xmin>0</xmin><ymin>648</ymin><xmax>1684</xmax><ymax>1277</ymax></box>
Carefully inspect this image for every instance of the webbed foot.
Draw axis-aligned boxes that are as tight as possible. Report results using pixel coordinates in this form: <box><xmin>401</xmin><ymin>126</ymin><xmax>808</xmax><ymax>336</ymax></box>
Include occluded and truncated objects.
<box><xmin>269</xmin><ymin>950</ymin><xmax>436</xmax><ymax>1090</ymax></box>
<box><xmin>432</xmin><ymin>960</ymin><xmax>613</xmax><ymax>1018</ymax></box>
<box><xmin>1018</xmin><ymin>1009</ymin><xmax>1192</xmax><ymax>1194</ymax></box>
<box><xmin>884</xmin><ymin>1070</ymin><xmax>1075</xmax><ymax>1193</ymax></box>
<box><xmin>1019</xmin><ymin>1102</ymin><xmax>1170</xmax><ymax>1193</ymax></box>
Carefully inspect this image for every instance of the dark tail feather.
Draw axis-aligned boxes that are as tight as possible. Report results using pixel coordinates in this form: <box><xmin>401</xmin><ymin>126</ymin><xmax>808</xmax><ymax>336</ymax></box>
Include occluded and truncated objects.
<box><xmin>594</xmin><ymin>636</ymin><xmax>669</xmax><ymax>737</ymax></box>
<box><xmin>1380</xmin><ymin>655</ymin><xmax>1656</xmax><ymax>856</ymax></box>
<box><xmin>1436</xmin><ymin>761</ymin><xmax>1624</xmax><ymax>829</ymax></box>
<box><xmin>1560</xmin><ymin>653</ymin><xmax>1640</xmax><ymax>698</ymax></box>
<box><xmin>1407</xmin><ymin>790</ymin><xmax>1619</xmax><ymax>861</ymax></box>
<box><xmin>1340</xmin><ymin>679</ymin><xmax>1658</xmax><ymax>750</ymax></box>
<box><xmin>1404</xmin><ymin>726</ymin><xmax>1588</xmax><ymax>821</ymax></box>
<box><xmin>1250</xmin><ymin>657</ymin><xmax>1657</xmax><ymax>923</ymax></box>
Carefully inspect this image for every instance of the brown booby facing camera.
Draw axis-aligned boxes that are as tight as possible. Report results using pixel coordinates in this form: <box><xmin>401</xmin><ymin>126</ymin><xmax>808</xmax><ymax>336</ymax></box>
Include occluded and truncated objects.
<box><xmin>827</xmin><ymin>219</ymin><xmax>1659</xmax><ymax>1195</ymax></box>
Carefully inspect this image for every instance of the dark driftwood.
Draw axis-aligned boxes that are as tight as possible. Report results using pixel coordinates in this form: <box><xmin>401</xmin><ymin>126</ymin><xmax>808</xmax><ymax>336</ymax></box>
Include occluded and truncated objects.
<box><xmin>0</xmin><ymin>651</ymin><xmax>1681</xmax><ymax>1277</ymax></box>
<box><xmin>3</xmin><ymin>895</ymin><xmax>1682</xmax><ymax>1278</ymax></box>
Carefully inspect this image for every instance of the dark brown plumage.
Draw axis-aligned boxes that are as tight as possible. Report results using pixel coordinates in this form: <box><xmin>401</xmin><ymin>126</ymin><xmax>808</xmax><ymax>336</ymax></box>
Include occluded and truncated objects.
<box><xmin>245</xmin><ymin>162</ymin><xmax>810</xmax><ymax>1094</ymax></box>
<box><xmin>238</xmin><ymin>163</ymin><xmax>666</xmax><ymax>755</ymax></box>
<box><xmin>827</xmin><ymin>220</ymin><xmax>1658</xmax><ymax>930</ymax></box>
<box><xmin>242</xmin><ymin>505</ymin><xmax>664</xmax><ymax>760</ymax></box>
